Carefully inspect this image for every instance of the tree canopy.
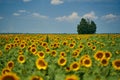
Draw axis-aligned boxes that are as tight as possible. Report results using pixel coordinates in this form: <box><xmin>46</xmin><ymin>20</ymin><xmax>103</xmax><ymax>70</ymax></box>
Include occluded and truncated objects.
<box><xmin>77</xmin><ymin>18</ymin><xmax>96</xmax><ymax>34</ymax></box>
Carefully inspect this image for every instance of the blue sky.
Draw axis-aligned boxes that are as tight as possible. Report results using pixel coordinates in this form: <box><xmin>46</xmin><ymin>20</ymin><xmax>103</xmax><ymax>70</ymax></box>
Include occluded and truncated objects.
<box><xmin>0</xmin><ymin>0</ymin><xmax>120</xmax><ymax>33</ymax></box>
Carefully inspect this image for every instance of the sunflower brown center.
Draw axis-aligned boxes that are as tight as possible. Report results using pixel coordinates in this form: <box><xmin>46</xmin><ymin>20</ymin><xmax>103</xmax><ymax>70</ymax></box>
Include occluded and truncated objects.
<box><xmin>84</xmin><ymin>59</ymin><xmax>90</xmax><ymax>64</ymax></box>
<box><xmin>39</xmin><ymin>53</ymin><xmax>44</xmax><ymax>56</ymax></box>
<box><xmin>102</xmin><ymin>59</ymin><xmax>107</xmax><ymax>64</ymax></box>
<box><xmin>46</xmin><ymin>49</ymin><xmax>50</xmax><ymax>52</ymax></box>
<box><xmin>43</xmin><ymin>43</ymin><xmax>46</xmax><ymax>46</ymax></box>
<box><xmin>21</xmin><ymin>44</ymin><xmax>24</xmax><ymax>47</ymax></box>
<box><xmin>88</xmin><ymin>43</ymin><xmax>91</xmax><ymax>46</ymax></box>
<box><xmin>63</xmin><ymin>42</ymin><xmax>67</xmax><ymax>45</ymax></box>
<box><xmin>11</xmin><ymin>44</ymin><xmax>14</xmax><ymax>47</ymax></box>
<box><xmin>68</xmin><ymin>78</ymin><xmax>74</xmax><ymax>80</ymax></box>
<box><xmin>70</xmin><ymin>44</ymin><xmax>74</xmax><ymax>47</ymax></box>
<box><xmin>60</xmin><ymin>58</ymin><xmax>65</xmax><ymax>64</ymax></box>
<box><xmin>73</xmin><ymin>63</ymin><xmax>78</xmax><ymax>68</ymax></box>
<box><xmin>115</xmin><ymin>61</ymin><xmax>120</xmax><ymax>67</ymax></box>
<box><xmin>38</xmin><ymin>60</ymin><xmax>46</xmax><ymax>67</ymax></box>
<box><xmin>105</xmin><ymin>53</ymin><xmax>110</xmax><ymax>58</ymax></box>
<box><xmin>8</xmin><ymin>62</ymin><xmax>13</xmax><ymax>68</ymax></box>
<box><xmin>92</xmin><ymin>47</ymin><xmax>95</xmax><ymax>49</ymax></box>
<box><xmin>6</xmin><ymin>47</ymin><xmax>9</xmax><ymax>50</ymax></box>
<box><xmin>15</xmin><ymin>38</ymin><xmax>18</xmax><ymax>40</ymax></box>
<box><xmin>2</xmin><ymin>75</ymin><xmax>15</xmax><ymax>80</ymax></box>
<box><xmin>54</xmin><ymin>44</ymin><xmax>57</xmax><ymax>47</ymax></box>
<box><xmin>28</xmin><ymin>47</ymin><xmax>31</xmax><ymax>51</ymax></box>
<box><xmin>32</xmin><ymin>48</ymin><xmax>36</xmax><ymax>52</ymax></box>
<box><xmin>96</xmin><ymin>53</ymin><xmax>103</xmax><ymax>58</ymax></box>
<box><xmin>32</xmin><ymin>77</ymin><xmax>39</xmax><ymax>80</ymax></box>
<box><xmin>52</xmin><ymin>51</ymin><xmax>56</xmax><ymax>55</ymax></box>
<box><xmin>3</xmin><ymin>69</ymin><xmax>10</xmax><ymax>74</ymax></box>
<box><xmin>72</xmin><ymin>52</ymin><xmax>77</xmax><ymax>56</ymax></box>
<box><xmin>66</xmin><ymin>67</ymin><xmax>70</xmax><ymax>70</ymax></box>
<box><xmin>80</xmin><ymin>45</ymin><xmax>83</xmax><ymax>48</ymax></box>
<box><xmin>32</xmin><ymin>45</ymin><xmax>36</xmax><ymax>47</ymax></box>
<box><xmin>19</xmin><ymin>56</ymin><xmax>24</xmax><ymax>61</ymax></box>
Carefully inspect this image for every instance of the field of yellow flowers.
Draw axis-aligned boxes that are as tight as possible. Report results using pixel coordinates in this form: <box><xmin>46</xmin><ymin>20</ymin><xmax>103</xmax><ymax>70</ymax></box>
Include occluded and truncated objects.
<box><xmin>0</xmin><ymin>33</ymin><xmax>120</xmax><ymax>80</ymax></box>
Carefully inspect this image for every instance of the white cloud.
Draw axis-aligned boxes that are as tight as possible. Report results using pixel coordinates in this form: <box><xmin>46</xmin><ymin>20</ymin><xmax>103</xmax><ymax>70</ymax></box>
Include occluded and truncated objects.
<box><xmin>101</xmin><ymin>14</ymin><xmax>118</xmax><ymax>22</ymax></box>
<box><xmin>18</xmin><ymin>10</ymin><xmax>27</xmax><ymax>13</ymax></box>
<box><xmin>23</xmin><ymin>0</ymin><xmax>31</xmax><ymax>2</ymax></box>
<box><xmin>51</xmin><ymin>0</ymin><xmax>64</xmax><ymax>5</ymax></box>
<box><xmin>0</xmin><ymin>16</ymin><xmax>4</xmax><ymax>20</ymax></box>
<box><xmin>56</xmin><ymin>12</ymin><xmax>80</xmax><ymax>22</ymax></box>
<box><xmin>82</xmin><ymin>11</ymin><xmax>98</xmax><ymax>20</ymax></box>
<box><xmin>13</xmin><ymin>13</ymin><xmax>20</xmax><ymax>16</ymax></box>
<box><xmin>32</xmin><ymin>13</ymin><xmax>48</xmax><ymax>19</ymax></box>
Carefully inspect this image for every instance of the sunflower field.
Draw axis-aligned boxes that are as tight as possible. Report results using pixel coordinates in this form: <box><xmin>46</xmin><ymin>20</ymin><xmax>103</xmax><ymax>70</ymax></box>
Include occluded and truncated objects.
<box><xmin>0</xmin><ymin>34</ymin><xmax>120</xmax><ymax>80</ymax></box>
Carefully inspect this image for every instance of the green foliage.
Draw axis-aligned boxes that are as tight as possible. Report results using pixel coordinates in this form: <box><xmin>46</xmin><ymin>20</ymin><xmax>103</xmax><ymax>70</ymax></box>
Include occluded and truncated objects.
<box><xmin>45</xmin><ymin>35</ymin><xmax>49</xmax><ymax>43</ymax></box>
<box><xmin>77</xmin><ymin>18</ymin><xmax>96</xmax><ymax>34</ymax></box>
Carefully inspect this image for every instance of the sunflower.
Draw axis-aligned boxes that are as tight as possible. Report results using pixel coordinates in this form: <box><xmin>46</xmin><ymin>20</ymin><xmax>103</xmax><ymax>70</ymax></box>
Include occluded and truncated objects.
<box><xmin>0</xmin><ymin>72</ymin><xmax>19</xmax><ymax>80</ymax></box>
<box><xmin>75</xmin><ymin>49</ymin><xmax>80</xmax><ymax>53</ymax></box>
<box><xmin>28</xmin><ymin>46</ymin><xmax>32</xmax><ymax>51</ymax></box>
<box><xmin>65</xmin><ymin>67</ymin><xmax>71</xmax><ymax>72</ymax></box>
<box><xmin>82</xmin><ymin>57</ymin><xmax>92</xmax><ymax>68</ymax></box>
<box><xmin>100</xmin><ymin>58</ymin><xmax>109</xmax><ymax>66</ymax></box>
<box><xmin>30</xmin><ymin>76</ymin><xmax>39</xmax><ymax>80</ymax></box>
<box><xmin>116</xmin><ymin>50</ymin><xmax>120</xmax><ymax>54</ymax></box>
<box><xmin>70</xmin><ymin>62</ymin><xmax>80</xmax><ymax>71</ymax></box>
<box><xmin>65</xmin><ymin>74</ymin><xmax>79</xmax><ymax>80</ymax></box>
<box><xmin>69</xmin><ymin>43</ymin><xmax>75</xmax><ymax>48</ymax></box>
<box><xmin>72</xmin><ymin>40</ymin><xmax>76</xmax><ymax>44</ymax></box>
<box><xmin>36</xmin><ymin>58</ymin><xmax>48</xmax><ymax>70</ymax></box>
<box><xmin>78</xmin><ymin>44</ymin><xmax>84</xmax><ymax>50</ymax></box>
<box><xmin>14</xmin><ymin>37</ymin><xmax>19</xmax><ymax>41</ymax></box>
<box><xmin>50</xmin><ymin>44</ymin><xmax>54</xmax><ymax>48</ymax></box>
<box><xmin>72</xmin><ymin>50</ymin><xmax>79</xmax><ymax>58</ymax></box>
<box><xmin>30</xmin><ymin>75</ymin><xmax>43</xmax><ymax>80</ymax></box>
<box><xmin>18</xmin><ymin>49</ymin><xmax>23</xmax><ymax>55</ymax></box>
<box><xmin>94</xmin><ymin>51</ymin><xmax>105</xmax><ymax>61</ymax></box>
<box><xmin>10</xmin><ymin>43</ymin><xmax>14</xmax><ymax>48</ymax></box>
<box><xmin>14</xmin><ymin>43</ymin><xmax>18</xmax><ymax>47</ymax></box>
<box><xmin>91</xmin><ymin>46</ymin><xmax>96</xmax><ymax>51</ymax></box>
<box><xmin>31</xmin><ymin>43</ymin><xmax>36</xmax><ymax>48</ymax></box>
<box><xmin>58</xmin><ymin>57</ymin><xmax>67</xmax><ymax>66</ymax></box>
<box><xmin>7</xmin><ymin>61</ymin><xmax>14</xmax><ymax>69</ymax></box>
<box><xmin>79</xmin><ymin>55</ymin><xmax>90</xmax><ymax>65</ymax></box>
<box><xmin>53</xmin><ymin>42</ymin><xmax>59</xmax><ymax>48</ymax></box>
<box><xmin>30</xmin><ymin>47</ymin><xmax>37</xmax><ymax>55</ymax></box>
<box><xmin>37</xmin><ymin>51</ymin><xmax>45</xmax><ymax>58</ymax></box>
<box><xmin>19</xmin><ymin>43</ymin><xmax>26</xmax><ymax>49</ymax></box>
<box><xmin>100</xmin><ymin>43</ymin><xmax>105</xmax><ymax>48</ymax></box>
<box><xmin>104</xmin><ymin>51</ymin><xmax>112</xmax><ymax>60</ymax></box>
<box><xmin>65</xmin><ymin>48</ymin><xmax>69</xmax><ymax>53</ymax></box>
<box><xmin>60</xmin><ymin>52</ymin><xmax>66</xmax><ymax>57</ymax></box>
<box><xmin>17</xmin><ymin>55</ymin><xmax>25</xmax><ymax>64</ymax></box>
<box><xmin>4</xmin><ymin>44</ymin><xmax>11</xmax><ymax>51</ymax></box>
<box><xmin>112</xmin><ymin>59</ymin><xmax>120</xmax><ymax>70</ymax></box>
<box><xmin>51</xmin><ymin>50</ymin><xmax>57</xmax><ymax>57</ymax></box>
<box><xmin>87</xmin><ymin>42</ymin><xmax>92</xmax><ymax>47</ymax></box>
<box><xmin>62</xmin><ymin>41</ymin><xmax>68</xmax><ymax>46</ymax></box>
<box><xmin>42</xmin><ymin>42</ymin><xmax>48</xmax><ymax>48</ymax></box>
<box><xmin>2</xmin><ymin>68</ymin><xmax>11</xmax><ymax>75</ymax></box>
<box><xmin>45</xmin><ymin>48</ymin><xmax>50</xmax><ymax>53</ymax></box>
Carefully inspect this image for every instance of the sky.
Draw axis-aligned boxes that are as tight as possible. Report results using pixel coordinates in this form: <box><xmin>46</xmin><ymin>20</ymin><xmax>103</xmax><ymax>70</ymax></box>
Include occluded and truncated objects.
<box><xmin>0</xmin><ymin>0</ymin><xmax>120</xmax><ymax>33</ymax></box>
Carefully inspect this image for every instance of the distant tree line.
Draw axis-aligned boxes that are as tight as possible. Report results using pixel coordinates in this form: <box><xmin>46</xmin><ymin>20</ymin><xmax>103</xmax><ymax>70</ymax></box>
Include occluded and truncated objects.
<box><xmin>77</xmin><ymin>18</ymin><xmax>97</xmax><ymax>34</ymax></box>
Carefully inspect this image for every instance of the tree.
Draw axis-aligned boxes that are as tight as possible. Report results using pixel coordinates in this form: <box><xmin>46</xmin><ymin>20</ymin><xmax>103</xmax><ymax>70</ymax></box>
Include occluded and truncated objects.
<box><xmin>77</xmin><ymin>18</ymin><xmax>96</xmax><ymax>34</ymax></box>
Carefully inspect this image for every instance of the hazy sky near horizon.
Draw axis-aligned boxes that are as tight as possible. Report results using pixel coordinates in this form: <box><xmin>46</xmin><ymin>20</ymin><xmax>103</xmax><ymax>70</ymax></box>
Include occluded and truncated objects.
<box><xmin>0</xmin><ymin>0</ymin><xmax>120</xmax><ymax>33</ymax></box>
